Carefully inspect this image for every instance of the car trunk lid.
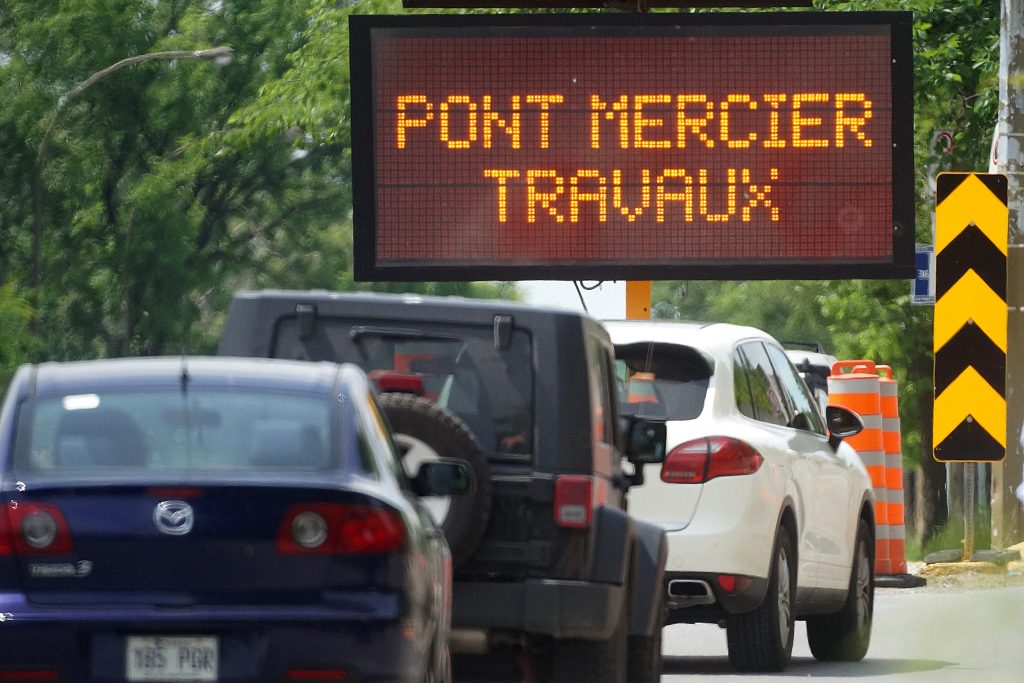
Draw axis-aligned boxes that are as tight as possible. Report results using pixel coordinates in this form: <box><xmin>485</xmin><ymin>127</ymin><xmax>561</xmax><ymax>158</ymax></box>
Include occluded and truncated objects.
<box><xmin>3</xmin><ymin>481</ymin><xmax>404</xmax><ymax>605</ymax></box>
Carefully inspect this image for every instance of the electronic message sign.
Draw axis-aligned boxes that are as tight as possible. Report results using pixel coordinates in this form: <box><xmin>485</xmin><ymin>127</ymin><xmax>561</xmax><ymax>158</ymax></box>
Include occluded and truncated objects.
<box><xmin>349</xmin><ymin>12</ymin><xmax>914</xmax><ymax>281</ymax></box>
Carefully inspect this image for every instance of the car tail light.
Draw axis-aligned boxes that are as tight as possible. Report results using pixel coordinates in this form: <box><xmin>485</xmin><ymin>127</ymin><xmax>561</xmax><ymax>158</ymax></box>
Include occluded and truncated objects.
<box><xmin>5</xmin><ymin>503</ymin><xmax>73</xmax><ymax>555</ymax></box>
<box><xmin>0</xmin><ymin>506</ymin><xmax>13</xmax><ymax>556</ymax></box>
<box><xmin>716</xmin><ymin>574</ymin><xmax>753</xmax><ymax>594</ymax></box>
<box><xmin>660</xmin><ymin>440</ymin><xmax>710</xmax><ymax>483</ymax></box>
<box><xmin>291</xmin><ymin>511</ymin><xmax>329</xmax><ymax>549</ymax></box>
<box><xmin>662</xmin><ymin>437</ymin><xmax>763</xmax><ymax>484</ymax></box>
<box><xmin>0</xmin><ymin>671</ymin><xmax>61</xmax><ymax>681</ymax></box>
<box><xmin>277</xmin><ymin>504</ymin><xmax>405</xmax><ymax>554</ymax></box>
<box><xmin>554</xmin><ymin>475</ymin><xmax>593</xmax><ymax>528</ymax></box>
<box><xmin>368</xmin><ymin>370</ymin><xmax>425</xmax><ymax>396</ymax></box>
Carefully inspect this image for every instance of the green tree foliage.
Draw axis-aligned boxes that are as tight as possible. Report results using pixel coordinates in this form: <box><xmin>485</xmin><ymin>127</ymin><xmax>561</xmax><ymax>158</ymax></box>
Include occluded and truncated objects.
<box><xmin>0</xmin><ymin>0</ymin><xmax>508</xmax><ymax>363</ymax></box>
<box><xmin>2</xmin><ymin>0</ymin><xmax>322</xmax><ymax>356</ymax></box>
<box><xmin>652</xmin><ymin>280</ymin><xmax>834</xmax><ymax>346</ymax></box>
<box><xmin>0</xmin><ymin>282</ymin><xmax>34</xmax><ymax>395</ymax></box>
<box><xmin>223</xmin><ymin>0</ymin><xmax>513</xmax><ymax>299</ymax></box>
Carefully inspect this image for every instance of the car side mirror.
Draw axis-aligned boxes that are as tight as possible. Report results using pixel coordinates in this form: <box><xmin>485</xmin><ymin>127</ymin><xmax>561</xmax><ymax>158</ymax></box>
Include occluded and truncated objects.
<box><xmin>626</xmin><ymin>417</ymin><xmax>667</xmax><ymax>465</ymax></box>
<box><xmin>826</xmin><ymin>405</ymin><xmax>863</xmax><ymax>450</ymax></box>
<box><xmin>619</xmin><ymin>417</ymin><xmax>666</xmax><ymax>489</ymax></box>
<box><xmin>412</xmin><ymin>459</ymin><xmax>472</xmax><ymax>497</ymax></box>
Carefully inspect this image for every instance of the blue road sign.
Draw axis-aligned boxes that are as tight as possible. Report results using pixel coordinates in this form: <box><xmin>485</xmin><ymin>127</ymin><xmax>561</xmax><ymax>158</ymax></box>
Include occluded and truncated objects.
<box><xmin>913</xmin><ymin>244</ymin><xmax>934</xmax><ymax>305</ymax></box>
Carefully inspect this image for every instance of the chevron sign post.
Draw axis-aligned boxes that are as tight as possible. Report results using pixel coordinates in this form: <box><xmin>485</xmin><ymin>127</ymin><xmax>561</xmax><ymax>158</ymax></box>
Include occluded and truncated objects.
<box><xmin>933</xmin><ymin>172</ymin><xmax>1008</xmax><ymax>463</ymax></box>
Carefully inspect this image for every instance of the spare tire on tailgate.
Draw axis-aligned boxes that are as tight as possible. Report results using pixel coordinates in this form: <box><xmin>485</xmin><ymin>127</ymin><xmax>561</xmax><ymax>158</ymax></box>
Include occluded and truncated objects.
<box><xmin>377</xmin><ymin>392</ymin><xmax>491</xmax><ymax>568</ymax></box>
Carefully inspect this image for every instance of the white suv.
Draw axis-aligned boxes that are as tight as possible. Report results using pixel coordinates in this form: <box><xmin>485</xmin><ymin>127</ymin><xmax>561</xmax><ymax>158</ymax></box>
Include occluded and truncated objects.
<box><xmin>605</xmin><ymin>320</ymin><xmax>874</xmax><ymax>672</ymax></box>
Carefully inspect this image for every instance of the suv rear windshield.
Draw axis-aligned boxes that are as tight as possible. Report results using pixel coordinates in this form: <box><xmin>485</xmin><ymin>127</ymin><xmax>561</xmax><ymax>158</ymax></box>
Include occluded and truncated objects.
<box><xmin>273</xmin><ymin>318</ymin><xmax>533</xmax><ymax>459</ymax></box>
<box><xmin>13</xmin><ymin>389</ymin><xmax>345</xmax><ymax>476</ymax></box>
<box><xmin>614</xmin><ymin>341</ymin><xmax>712</xmax><ymax>421</ymax></box>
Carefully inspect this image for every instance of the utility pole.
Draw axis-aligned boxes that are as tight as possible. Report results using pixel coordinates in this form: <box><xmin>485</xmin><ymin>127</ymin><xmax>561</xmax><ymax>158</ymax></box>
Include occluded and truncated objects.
<box><xmin>993</xmin><ymin>0</ymin><xmax>1024</xmax><ymax>548</ymax></box>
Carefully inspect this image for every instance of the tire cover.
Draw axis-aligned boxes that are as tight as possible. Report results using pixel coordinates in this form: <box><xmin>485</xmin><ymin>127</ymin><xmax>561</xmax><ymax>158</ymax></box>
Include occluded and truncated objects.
<box><xmin>378</xmin><ymin>393</ymin><xmax>491</xmax><ymax>568</ymax></box>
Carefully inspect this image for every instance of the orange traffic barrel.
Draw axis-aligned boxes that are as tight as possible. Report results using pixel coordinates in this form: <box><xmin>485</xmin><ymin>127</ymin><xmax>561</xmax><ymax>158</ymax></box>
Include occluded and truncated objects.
<box><xmin>828</xmin><ymin>360</ymin><xmax>892</xmax><ymax>575</ymax></box>
<box><xmin>877</xmin><ymin>365</ymin><xmax>907</xmax><ymax>575</ymax></box>
<box><xmin>627</xmin><ymin>372</ymin><xmax>659</xmax><ymax>404</ymax></box>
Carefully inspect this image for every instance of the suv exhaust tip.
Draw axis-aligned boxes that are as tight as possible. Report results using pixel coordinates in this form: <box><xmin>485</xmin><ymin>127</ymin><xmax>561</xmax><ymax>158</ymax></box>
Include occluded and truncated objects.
<box><xmin>450</xmin><ymin>628</ymin><xmax>489</xmax><ymax>655</ymax></box>
<box><xmin>666</xmin><ymin>579</ymin><xmax>715</xmax><ymax>608</ymax></box>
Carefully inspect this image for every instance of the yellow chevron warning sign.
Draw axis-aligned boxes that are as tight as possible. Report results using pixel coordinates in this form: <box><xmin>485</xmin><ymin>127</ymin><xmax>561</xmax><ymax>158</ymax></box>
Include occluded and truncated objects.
<box><xmin>933</xmin><ymin>172</ymin><xmax>1008</xmax><ymax>462</ymax></box>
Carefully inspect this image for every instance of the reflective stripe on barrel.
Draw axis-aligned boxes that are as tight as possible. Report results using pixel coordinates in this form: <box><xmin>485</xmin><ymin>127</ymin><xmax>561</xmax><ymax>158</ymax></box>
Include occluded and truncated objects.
<box><xmin>877</xmin><ymin>365</ymin><xmax>907</xmax><ymax>575</ymax></box>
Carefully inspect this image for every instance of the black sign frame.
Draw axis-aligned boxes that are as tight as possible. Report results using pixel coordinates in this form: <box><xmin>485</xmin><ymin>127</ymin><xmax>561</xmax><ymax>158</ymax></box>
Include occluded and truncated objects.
<box><xmin>402</xmin><ymin>1</ymin><xmax>811</xmax><ymax>7</ymax></box>
<box><xmin>350</xmin><ymin>12</ymin><xmax>915</xmax><ymax>282</ymax></box>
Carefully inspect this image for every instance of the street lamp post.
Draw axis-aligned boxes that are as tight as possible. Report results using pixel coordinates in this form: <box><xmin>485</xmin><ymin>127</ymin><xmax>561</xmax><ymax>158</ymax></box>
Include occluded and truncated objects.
<box><xmin>30</xmin><ymin>46</ymin><xmax>234</xmax><ymax>302</ymax></box>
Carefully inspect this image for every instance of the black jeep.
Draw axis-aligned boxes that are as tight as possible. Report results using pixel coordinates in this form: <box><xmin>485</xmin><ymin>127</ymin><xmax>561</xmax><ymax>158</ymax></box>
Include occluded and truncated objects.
<box><xmin>219</xmin><ymin>290</ymin><xmax>668</xmax><ymax>682</ymax></box>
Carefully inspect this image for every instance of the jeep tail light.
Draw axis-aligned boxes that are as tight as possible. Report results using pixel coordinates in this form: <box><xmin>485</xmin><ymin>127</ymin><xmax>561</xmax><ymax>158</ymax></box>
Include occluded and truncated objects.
<box><xmin>368</xmin><ymin>370</ymin><xmax>424</xmax><ymax>396</ymax></box>
<box><xmin>278</xmin><ymin>504</ymin><xmax>405</xmax><ymax>554</ymax></box>
<box><xmin>4</xmin><ymin>502</ymin><xmax>74</xmax><ymax>555</ymax></box>
<box><xmin>662</xmin><ymin>437</ymin><xmax>763</xmax><ymax>484</ymax></box>
<box><xmin>554</xmin><ymin>475</ymin><xmax>593</xmax><ymax>528</ymax></box>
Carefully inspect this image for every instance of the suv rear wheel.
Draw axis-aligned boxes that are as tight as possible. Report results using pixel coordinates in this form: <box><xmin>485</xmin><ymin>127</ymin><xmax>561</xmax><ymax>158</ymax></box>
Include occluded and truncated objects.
<box><xmin>726</xmin><ymin>527</ymin><xmax>796</xmax><ymax>672</ymax></box>
<box><xmin>378</xmin><ymin>393</ymin><xmax>491</xmax><ymax>567</ymax></box>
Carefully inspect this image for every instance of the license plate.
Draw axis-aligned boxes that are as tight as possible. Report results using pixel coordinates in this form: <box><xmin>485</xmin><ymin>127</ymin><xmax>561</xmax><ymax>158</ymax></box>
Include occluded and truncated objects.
<box><xmin>125</xmin><ymin>636</ymin><xmax>218</xmax><ymax>682</ymax></box>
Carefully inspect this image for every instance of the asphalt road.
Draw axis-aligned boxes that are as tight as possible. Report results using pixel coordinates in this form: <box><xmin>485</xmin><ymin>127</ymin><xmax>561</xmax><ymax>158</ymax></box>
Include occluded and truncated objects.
<box><xmin>663</xmin><ymin>581</ymin><xmax>1024</xmax><ymax>682</ymax></box>
<box><xmin>456</xmin><ymin>576</ymin><xmax>1024</xmax><ymax>682</ymax></box>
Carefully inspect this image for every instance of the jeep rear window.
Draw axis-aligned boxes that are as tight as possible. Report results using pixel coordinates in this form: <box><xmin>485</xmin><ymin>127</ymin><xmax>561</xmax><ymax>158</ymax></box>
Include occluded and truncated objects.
<box><xmin>272</xmin><ymin>319</ymin><xmax>533</xmax><ymax>458</ymax></box>
<box><xmin>614</xmin><ymin>342</ymin><xmax>712</xmax><ymax>421</ymax></box>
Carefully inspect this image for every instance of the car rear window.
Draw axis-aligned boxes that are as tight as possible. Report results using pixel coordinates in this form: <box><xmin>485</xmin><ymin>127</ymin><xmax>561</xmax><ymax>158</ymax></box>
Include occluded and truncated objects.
<box><xmin>614</xmin><ymin>341</ymin><xmax>712</xmax><ymax>421</ymax></box>
<box><xmin>13</xmin><ymin>389</ymin><xmax>344</xmax><ymax>476</ymax></box>
<box><xmin>272</xmin><ymin>318</ymin><xmax>534</xmax><ymax>459</ymax></box>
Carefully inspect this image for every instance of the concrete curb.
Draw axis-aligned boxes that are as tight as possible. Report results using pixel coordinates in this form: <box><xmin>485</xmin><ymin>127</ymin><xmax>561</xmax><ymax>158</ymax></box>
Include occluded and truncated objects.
<box><xmin>917</xmin><ymin>547</ymin><xmax>1023</xmax><ymax>580</ymax></box>
<box><xmin>918</xmin><ymin>561</ymin><xmax>1002</xmax><ymax>578</ymax></box>
<box><xmin>880</xmin><ymin>544</ymin><xmax>1024</xmax><ymax>588</ymax></box>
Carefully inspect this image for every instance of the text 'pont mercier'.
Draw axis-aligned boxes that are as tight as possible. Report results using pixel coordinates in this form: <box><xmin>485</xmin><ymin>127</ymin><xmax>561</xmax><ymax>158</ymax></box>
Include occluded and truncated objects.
<box><xmin>392</xmin><ymin>92</ymin><xmax>874</xmax><ymax>225</ymax></box>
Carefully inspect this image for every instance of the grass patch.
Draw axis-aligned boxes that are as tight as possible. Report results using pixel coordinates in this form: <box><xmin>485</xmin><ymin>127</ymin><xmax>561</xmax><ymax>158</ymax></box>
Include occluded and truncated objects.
<box><xmin>905</xmin><ymin>515</ymin><xmax>992</xmax><ymax>561</ymax></box>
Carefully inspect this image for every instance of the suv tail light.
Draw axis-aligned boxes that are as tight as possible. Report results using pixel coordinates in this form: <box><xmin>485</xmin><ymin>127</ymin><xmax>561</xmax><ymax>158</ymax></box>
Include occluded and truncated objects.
<box><xmin>554</xmin><ymin>475</ymin><xmax>593</xmax><ymax>528</ymax></box>
<box><xmin>662</xmin><ymin>437</ymin><xmax>763</xmax><ymax>484</ymax></box>
<box><xmin>716</xmin><ymin>574</ymin><xmax>753</xmax><ymax>594</ymax></box>
<box><xmin>2</xmin><ymin>502</ymin><xmax>74</xmax><ymax>555</ymax></box>
<box><xmin>277</xmin><ymin>504</ymin><xmax>405</xmax><ymax>554</ymax></box>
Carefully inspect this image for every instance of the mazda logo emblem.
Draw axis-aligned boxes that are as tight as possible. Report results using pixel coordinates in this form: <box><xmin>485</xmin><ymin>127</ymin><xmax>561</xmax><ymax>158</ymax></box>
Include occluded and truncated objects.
<box><xmin>153</xmin><ymin>501</ymin><xmax>194</xmax><ymax>536</ymax></box>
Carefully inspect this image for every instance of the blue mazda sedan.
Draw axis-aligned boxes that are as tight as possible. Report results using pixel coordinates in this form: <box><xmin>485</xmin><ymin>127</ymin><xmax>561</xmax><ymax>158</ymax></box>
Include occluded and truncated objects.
<box><xmin>0</xmin><ymin>357</ymin><xmax>468</xmax><ymax>682</ymax></box>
